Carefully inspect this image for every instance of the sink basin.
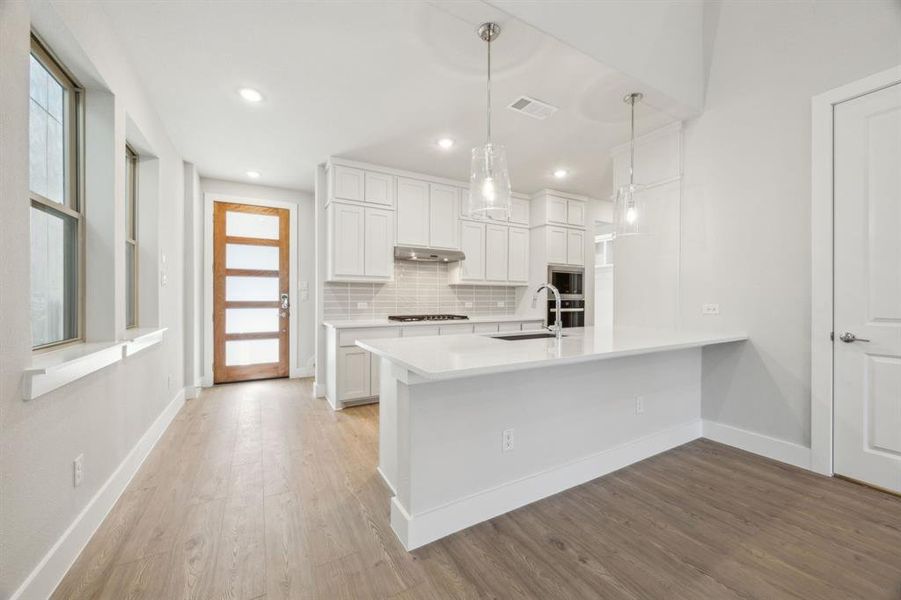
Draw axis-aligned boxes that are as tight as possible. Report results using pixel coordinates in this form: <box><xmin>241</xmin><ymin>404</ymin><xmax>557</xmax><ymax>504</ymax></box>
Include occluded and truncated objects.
<box><xmin>494</xmin><ymin>332</ymin><xmax>562</xmax><ymax>341</ymax></box>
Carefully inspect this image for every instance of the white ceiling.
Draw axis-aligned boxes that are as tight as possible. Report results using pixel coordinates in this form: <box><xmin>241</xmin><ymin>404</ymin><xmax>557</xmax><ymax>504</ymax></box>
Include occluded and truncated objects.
<box><xmin>99</xmin><ymin>0</ymin><xmax>677</xmax><ymax>196</ymax></box>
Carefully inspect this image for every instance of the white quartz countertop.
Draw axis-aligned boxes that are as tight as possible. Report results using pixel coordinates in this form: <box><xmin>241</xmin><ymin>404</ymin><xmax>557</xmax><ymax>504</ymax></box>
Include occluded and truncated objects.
<box><xmin>322</xmin><ymin>315</ymin><xmax>544</xmax><ymax>329</ymax></box>
<box><xmin>357</xmin><ymin>327</ymin><xmax>747</xmax><ymax>380</ymax></box>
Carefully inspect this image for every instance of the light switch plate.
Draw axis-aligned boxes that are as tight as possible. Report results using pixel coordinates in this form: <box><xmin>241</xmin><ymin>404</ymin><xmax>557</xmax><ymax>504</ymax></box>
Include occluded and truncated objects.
<box><xmin>702</xmin><ymin>303</ymin><xmax>720</xmax><ymax>315</ymax></box>
<box><xmin>356</xmin><ymin>302</ymin><xmax>368</xmax><ymax>309</ymax></box>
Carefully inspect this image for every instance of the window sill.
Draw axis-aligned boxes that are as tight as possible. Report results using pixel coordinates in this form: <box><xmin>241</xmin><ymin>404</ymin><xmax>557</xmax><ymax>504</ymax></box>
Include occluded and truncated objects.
<box><xmin>121</xmin><ymin>327</ymin><xmax>167</xmax><ymax>357</ymax></box>
<box><xmin>23</xmin><ymin>328</ymin><xmax>166</xmax><ymax>400</ymax></box>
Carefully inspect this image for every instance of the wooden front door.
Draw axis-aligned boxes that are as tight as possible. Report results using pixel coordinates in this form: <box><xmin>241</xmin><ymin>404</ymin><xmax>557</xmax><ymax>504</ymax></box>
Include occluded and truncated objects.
<box><xmin>213</xmin><ymin>202</ymin><xmax>290</xmax><ymax>383</ymax></box>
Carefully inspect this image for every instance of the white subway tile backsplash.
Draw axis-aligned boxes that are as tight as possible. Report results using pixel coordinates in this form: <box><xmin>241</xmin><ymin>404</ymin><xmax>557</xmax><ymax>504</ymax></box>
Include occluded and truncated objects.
<box><xmin>324</xmin><ymin>261</ymin><xmax>519</xmax><ymax>320</ymax></box>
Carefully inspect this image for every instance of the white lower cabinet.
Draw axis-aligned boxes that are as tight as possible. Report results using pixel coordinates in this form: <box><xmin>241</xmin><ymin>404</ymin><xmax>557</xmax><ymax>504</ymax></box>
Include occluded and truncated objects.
<box><xmin>337</xmin><ymin>347</ymin><xmax>372</xmax><ymax>401</ymax></box>
<box><xmin>327</xmin><ymin>320</ymin><xmax>548</xmax><ymax>407</ymax></box>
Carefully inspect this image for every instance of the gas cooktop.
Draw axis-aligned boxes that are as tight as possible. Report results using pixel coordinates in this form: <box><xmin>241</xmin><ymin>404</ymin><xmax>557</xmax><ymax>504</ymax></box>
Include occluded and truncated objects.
<box><xmin>387</xmin><ymin>314</ymin><xmax>469</xmax><ymax>322</ymax></box>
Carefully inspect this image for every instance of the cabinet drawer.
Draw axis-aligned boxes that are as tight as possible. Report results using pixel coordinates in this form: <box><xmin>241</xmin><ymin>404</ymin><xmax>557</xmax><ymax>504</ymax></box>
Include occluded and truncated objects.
<box><xmin>497</xmin><ymin>322</ymin><xmax>522</xmax><ymax>333</ymax></box>
<box><xmin>473</xmin><ymin>323</ymin><xmax>499</xmax><ymax>333</ymax></box>
<box><xmin>402</xmin><ymin>326</ymin><xmax>441</xmax><ymax>337</ymax></box>
<box><xmin>439</xmin><ymin>323</ymin><xmax>474</xmax><ymax>335</ymax></box>
<box><xmin>338</xmin><ymin>327</ymin><xmax>400</xmax><ymax>347</ymax></box>
<box><xmin>521</xmin><ymin>320</ymin><xmax>545</xmax><ymax>331</ymax></box>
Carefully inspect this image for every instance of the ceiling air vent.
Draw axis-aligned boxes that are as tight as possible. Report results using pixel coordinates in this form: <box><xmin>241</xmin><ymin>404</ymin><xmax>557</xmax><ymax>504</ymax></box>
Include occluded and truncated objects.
<box><xmin>507</xmin><ymin>96</ymin><xmax>558</xmax><ymax>120</ymax></box>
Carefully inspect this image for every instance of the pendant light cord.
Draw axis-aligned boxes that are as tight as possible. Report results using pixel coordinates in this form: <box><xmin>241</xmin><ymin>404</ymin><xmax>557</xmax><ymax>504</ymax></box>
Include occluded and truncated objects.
<box><xmin>486</xmin><ymin>32</ymin><xmax>492</xmax><ymax>145</ymax></box>
<box><xmin>629</xmin><ymin>95</ymin><xmax>635</xmax><ymax>187</ymax></box>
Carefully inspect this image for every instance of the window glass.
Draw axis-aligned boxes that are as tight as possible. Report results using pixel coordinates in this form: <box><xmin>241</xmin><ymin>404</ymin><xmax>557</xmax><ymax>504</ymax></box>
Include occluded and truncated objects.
<box><xmin>30</xmin><ymin>204</ymin><xmax>78</xmax><ymax>346</ymax></box>
<box><xmin>29</xmin><ymin>54</ymin><xmax>67</xmax><ymax>205</ymax></box>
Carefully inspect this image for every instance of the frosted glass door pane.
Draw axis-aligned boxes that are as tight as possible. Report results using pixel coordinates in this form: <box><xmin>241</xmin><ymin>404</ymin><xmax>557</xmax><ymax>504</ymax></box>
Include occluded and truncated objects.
<box><xmin>226</xmin><ymin>308</ymin><xmax>279</xmax><ymax>333</ymax></box>
<box><xmin>226</xmin><ymin>339</ymin><xmax>279</xmax><ymax>365</ymax></box>
<box><xmin>226</xmin><ymin>211</ymin><xmax>279</xmax><ymax>239</ymax></box>
<box><xmin>226</xmin><ymin>276</ymin><xmax>279</xmax><ymax>301</ymax></box>
<box><xmin>226</xmin><ymin>244</ymin><xmax>279</xmax><ymax>270</ymax></box>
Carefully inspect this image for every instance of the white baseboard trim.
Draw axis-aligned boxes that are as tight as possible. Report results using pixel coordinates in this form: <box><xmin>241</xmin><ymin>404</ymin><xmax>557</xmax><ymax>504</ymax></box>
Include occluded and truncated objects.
<box><xmin>10</xmin><ymin>388</ymin><xmax>187</xmax><ymax>600</ymax></box>
<box><xmin>391</xmin><ymin>420</ymin><xmax>702</xmax><ymax>550</ymax></box>
<box><xmin>185</xmin><ymin>385</ymin><xmax>202</xmax><ymax>400</ymax></box>
<box><xmin>377</xmin><ymin>466</ymin><xmax>397</xmax><ymax>495</ymax></box>
<box><xmin>702</xmin><ymin>420</ymin><xmax>811</xmax><ymax>471</ymax></box>
<box><xmin>290</xmin><ymin>367</ymin><xmax>314</xmax><ymax>379</ymax></box>
<box><xmin>313</xmin><ymin>381</ymin><xmax>326</xmax><ymax>399</ymax></box>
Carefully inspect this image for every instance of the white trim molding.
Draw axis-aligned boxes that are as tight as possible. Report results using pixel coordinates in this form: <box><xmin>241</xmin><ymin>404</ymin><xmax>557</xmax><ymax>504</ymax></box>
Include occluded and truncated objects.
<box><xmin>10</xmin><ymin>387</ymin><xmax>187</xmax><ymax>600</ymax></box>
<box><xmin>203</xmin><ymin>193</ymin><xmax>300</xmax><ymax>386</ymax></box>
<box><xmin>702</xmin><ymin>420</ymin><xmax>811</xmax><ymax>471</ymax></box>
<box><xmin>810</xmin><ymin>65</ymin><xmax>901</xmax><ymax>476</ymax></box>
<box><xmin>391</xmin><ymin>420</ymin><xmax>702</xmax><ymax>551</ymax></box>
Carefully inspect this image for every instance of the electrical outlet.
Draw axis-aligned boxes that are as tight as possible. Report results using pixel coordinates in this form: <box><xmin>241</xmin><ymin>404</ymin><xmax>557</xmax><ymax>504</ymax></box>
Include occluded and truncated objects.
<box><xmin>502</xmin><ymin>428</ymin><xmax>514</xmax><ymax>452</ymax></box>
<box><xmin>73</xmin><ymin>454</ymin><xmax>84</xmax><ymax>487</ymax></box>
<box><xmin>702</xmin><ymin>303</ymin><xmax>720</xmax><ymax>315</ymax></box>
<box><xmin>167</xmin><ymin>374</ymin><xmax>172</xmax><ymax>390</ymax></box>
<box><xmin>496</xmin><ymin>301</ymin><xmax>505</xmax><ymax>308</ymax></box>
<box><xmin>635</xmin><ymin>396</ymin><xmax>645</xmax><ymax>414</ymax></box>
<box><xmin>356</xmin><ymin>301</ymin><xmax>368</xmax><ymax>309</ymax></box>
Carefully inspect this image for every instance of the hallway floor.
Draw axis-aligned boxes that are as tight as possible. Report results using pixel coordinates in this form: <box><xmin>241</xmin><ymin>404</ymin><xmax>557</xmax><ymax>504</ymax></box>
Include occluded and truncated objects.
<box><xmin>53</xmin><ymin>379</ymin><xmax>901</xmax><ymax>599</ymax></box>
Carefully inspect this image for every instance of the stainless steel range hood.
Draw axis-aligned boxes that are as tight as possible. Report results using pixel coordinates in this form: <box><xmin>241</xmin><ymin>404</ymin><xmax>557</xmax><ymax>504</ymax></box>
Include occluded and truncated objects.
<box><xmin>394</xmin><ymin>246</ymin><xmax>465</xmax><ymax>263</ymax></box>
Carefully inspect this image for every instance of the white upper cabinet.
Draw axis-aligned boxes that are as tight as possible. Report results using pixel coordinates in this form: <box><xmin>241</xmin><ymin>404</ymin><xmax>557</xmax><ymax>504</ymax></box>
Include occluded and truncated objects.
<box><xmin>396</xmin><ymin>177</ymin><xmax>430</xmax><ymax>246</ymax></box>
<box><xmin>485</xmin><ymin>224</ymin><xmax>508</xmax><ymax>281</ymax></box>
<box><xmin>567</xmin><ymin>200</ymin><xmax>586</xmax><ymax>227</ymax></box>
<box><xmin>327</xmin><ymin>202</ymin><xmax>394</xmax><ymax>282</ymax></box>
<box><xmin>364</xmin><ymin>207</ymin><xmax>394</xmax><ymax>277</ymax></box>
<box><xmin>457</xmin><ymin>221</ymin><xmax>485</xmax><ymax>281</ymax></box>
<box><xmin>546</xmin><ymin>226</ymin><xmax>568</xmax><ymax>264</ymax></box>
<box><xmin>507</xmin><ymin>227</ymin><xmax>529</xmax><ymax>283</ymax></box>
<box><xmin>510</xmin><ymin>197</ymin><xmax>530</xmax><ymax>225</ymax></box>
<box><xmin>329</xmin><ymin>202</ymin><xmax>365</xmax><ymax>277</ymax></box>
<box><xmin>547</xmin><ymin>195</ymin><xmax>568</xmax><ymax>224</ymax></box>
<box><xmin>429</xmin><ymin>184</ymin><xmax>459</xmax><ymax>249</ymax></box>
<box><xmin>566</xmin><ymin>229</ymin><xmax>585</xmax><ymax>266</ymax></box>
<box><xmin>530</xmin><ymin>190</ymin><xmax>589</xmax><ymax>230</ymax></box>
<box><xmin>365</xmin><ymin>171</ymin><xmax>394</xmax><ymax>206</ymax></box>
<box><xmin>332</xmin><ymin>165</ymin><xmax>365</xmax><ymax>203</ymax></box>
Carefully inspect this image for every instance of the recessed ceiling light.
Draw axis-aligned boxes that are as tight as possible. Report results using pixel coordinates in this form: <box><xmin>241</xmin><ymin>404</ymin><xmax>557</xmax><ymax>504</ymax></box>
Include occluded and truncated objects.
<box><xmin>238</xmin><ymin>88</ymin><xmax>263</xmax><ymax>103</ymax></box>
<box><xmin>437</xmin><ymin>138</ymin><xmax>455</xmax><ymax>150</ymax></box>
<box><xmin>246</xmin><ymin>170</ymin><xmax>261</xmax><ymax>179</ymax></box>
<box><xmin>554</xmin><ymin>169</ymin><xmax>568</xmax><ymax>179</ymax></box>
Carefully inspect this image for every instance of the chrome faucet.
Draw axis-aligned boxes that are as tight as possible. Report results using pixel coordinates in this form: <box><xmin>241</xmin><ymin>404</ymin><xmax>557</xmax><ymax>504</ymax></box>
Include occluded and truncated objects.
<box><xmin>532</xmin><ymin>283</ymin><xmax>563</xmax><ymax>340</ymax></box>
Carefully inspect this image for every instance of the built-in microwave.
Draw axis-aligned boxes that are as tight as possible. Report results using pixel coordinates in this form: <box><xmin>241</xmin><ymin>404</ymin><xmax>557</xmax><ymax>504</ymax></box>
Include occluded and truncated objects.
<box><xmin>548</xmin><ymin>266</ymin><xmax>584</xmax><ymax>299</ymax></box>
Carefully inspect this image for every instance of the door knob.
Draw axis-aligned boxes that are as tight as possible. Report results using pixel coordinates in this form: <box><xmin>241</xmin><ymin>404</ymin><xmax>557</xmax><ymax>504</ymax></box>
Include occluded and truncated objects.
<box><xmin>839</xmin><ymin>332</ymin><xmax>870</xmax><ymax>343</ymax></box>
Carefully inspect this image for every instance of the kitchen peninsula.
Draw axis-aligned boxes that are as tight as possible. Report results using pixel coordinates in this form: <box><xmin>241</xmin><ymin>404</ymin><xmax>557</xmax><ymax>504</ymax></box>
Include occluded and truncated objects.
<box><xmin>358</xmin><ymin>326</ymin><xmax>746</xmax><ymax>550</ymax></box>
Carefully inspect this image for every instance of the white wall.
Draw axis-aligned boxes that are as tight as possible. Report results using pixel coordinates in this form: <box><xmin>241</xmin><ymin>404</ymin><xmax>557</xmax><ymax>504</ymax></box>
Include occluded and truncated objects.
<box><xmin>0</xmin><ymin>1</ymin><xmax>187</xmax><ymax>597</ymax></box>
<box><xmin>490</xmin><ymin>0</ymin><xmax>705</xmax><ymax>117</ymax></box>
<box><xmin>681</xmin><ymin>0</ymin><xmax>901</xmax><ymax>447</ymax></box>
<box><xmin>611</xmin><ymin>124</ymin><xmax>683</xmax><ymax>330</ymax></box>
<box><xmin>183</xmin><ymin>163</ymin><xmax>203</xmax><ymax>394</ymax></box>
<box><xmin>199</xmin><ymin>177</ymin><xmax>316</xmax><ymax>377</ymax></box>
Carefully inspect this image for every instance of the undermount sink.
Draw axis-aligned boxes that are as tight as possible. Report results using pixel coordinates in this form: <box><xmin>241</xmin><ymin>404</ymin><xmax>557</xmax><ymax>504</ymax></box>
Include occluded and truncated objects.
<box><xmin>494</xmin><ymin>332</ymin><xmax>563</xmax><ymax>341</ymax></box>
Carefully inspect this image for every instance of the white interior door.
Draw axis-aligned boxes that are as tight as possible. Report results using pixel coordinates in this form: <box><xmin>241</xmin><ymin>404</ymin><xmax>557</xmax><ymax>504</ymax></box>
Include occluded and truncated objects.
<box><xmin>833</xmin><ymin>81</ymin><xmax>901</xmax><ymax>493</ymax></box>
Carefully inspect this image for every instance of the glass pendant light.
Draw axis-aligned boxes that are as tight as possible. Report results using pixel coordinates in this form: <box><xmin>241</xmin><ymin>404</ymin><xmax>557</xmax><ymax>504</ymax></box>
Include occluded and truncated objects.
<box><xmin>614</xmin><ymin>92</ymin><xmax>645</xmax><ymax>236</ymax></box>
<box><xmin>467</xmin><ymin>22</ymin><xmax>512</xmax><ymax>220</ymax></box>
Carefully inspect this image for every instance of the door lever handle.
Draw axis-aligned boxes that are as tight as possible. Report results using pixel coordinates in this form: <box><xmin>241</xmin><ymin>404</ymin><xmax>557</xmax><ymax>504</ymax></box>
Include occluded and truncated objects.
<box><xmin>839</xmin><ymin>332</ymin><xmax>870</xmax><ymax>343</ymax></box>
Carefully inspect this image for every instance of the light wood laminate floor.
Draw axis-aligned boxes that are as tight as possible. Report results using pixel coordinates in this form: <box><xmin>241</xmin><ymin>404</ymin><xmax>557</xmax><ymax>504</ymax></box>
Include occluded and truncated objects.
<box><xmin>54</xmin><ymin>378</ymin><xmax>901</xmax><ymax>599</ymax></box>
